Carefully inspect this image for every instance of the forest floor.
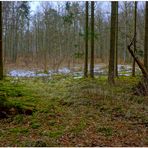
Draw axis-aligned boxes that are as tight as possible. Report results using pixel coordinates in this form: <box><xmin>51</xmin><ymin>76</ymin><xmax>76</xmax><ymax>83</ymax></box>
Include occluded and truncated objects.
<box><xmin>0</xmin><ymin>75</ymin><xmax>148</xmax><ymax>146</ymax></box>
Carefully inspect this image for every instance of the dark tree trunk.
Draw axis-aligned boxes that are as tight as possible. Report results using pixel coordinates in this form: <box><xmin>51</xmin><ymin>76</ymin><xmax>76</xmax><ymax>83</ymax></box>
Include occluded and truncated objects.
<box><xmin>84</xmin><ymin>1</ymin><xmax>89</xmax><ymax>77</ymax></box>
<box><xmin>128</xmin><ymin>39</ymin><xmax>148</xmax><ymax>96</ymax></box>
<box><xmin>144</xmin><ymin>2</ymin><xmax>148</xmax><ymax>71</ymax></box>
<box><xmin>128</xmin><ymin>39</ymin><xmax>148</xmax><ymax>78</ymax></box>
<box><xmin>132</xmin><ymin>1</ymin><xmax>137</xmax><ymax>77</ymax></box>
<box><xmin>108</xmin><ymin>2</ymin><xmax>117</xmax><ymax>84</ymax></box>
<box><xmin>115</xmin><ymin>1</ymin><xmax>118</xmax><ymax>77</ymax></box>
<box><xmin>90</xmin><ymin>1</ymin><xmax>94</xmax><ymax>78</ymax></box>
<box><xmin>0</xmin><ymin>1</ymin><xmax>3</xmax><ymax>80</ymax></box>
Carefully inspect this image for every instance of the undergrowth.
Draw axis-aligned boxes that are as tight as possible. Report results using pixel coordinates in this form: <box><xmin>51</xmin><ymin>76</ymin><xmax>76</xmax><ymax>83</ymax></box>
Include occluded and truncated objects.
<box><xmin>0</xmin><ymin>75</ymin><xmax>148</xmax><ymax>146</ymax></box>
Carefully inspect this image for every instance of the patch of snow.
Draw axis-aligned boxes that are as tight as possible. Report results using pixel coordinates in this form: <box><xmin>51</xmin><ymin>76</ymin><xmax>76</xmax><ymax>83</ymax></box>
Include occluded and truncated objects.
<box><xmin>73</xmin><ymin>71</ymin><xmax>83</xmax><ymax>77</ymax></box>
<box><xmin>7</xmin><ymin>64</ymin><xmax>141</xmax><ymax>78</ymax></box>
<box><xmin>8</xmin><ymin>70</ymin><xmax>52</xmax><ymax>77</ymax></box>
<box><xmin>118</xmin><ymin>64</ymin><xmax>132</xmax><ymax>72</ymax></box>
<box><xmin>58</xmin><ymin>67</ymin><xmax>71</xmax><ymax>74</ymax></box>
<box><xmin>73</xmin><ymin>76</ymin><xmax>83</xmax><ymax>79</ymax></box>
<box><xmin>36</xmin><ymin>73</ymin><xmax>49</xmax><ymax>77</ymax></box>
<box><xmin>48</xmin><ymin>70</ymin><xmax>53</xmax><ymax>74</ymax></box>
<box><xmin>8</xmin><ymin>70</ymin><xmax>36</xmax><ymax>77</ymax></box>
<box><xmin>119</xmin><ymin>73</ymin><xmax>131</xmax><ymax>76</ymax></box>
<box><xmin>94</xmin><ymin>64</ymin><xmax>108</xmax><ymax>75</ymax></box>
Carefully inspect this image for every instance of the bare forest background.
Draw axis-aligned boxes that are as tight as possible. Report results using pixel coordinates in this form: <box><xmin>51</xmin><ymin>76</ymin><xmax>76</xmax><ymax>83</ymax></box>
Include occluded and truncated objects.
<box><xmin>2</xmin><ymin>1</ymin><xmax>145</xmax><ymax>72</ymax></box>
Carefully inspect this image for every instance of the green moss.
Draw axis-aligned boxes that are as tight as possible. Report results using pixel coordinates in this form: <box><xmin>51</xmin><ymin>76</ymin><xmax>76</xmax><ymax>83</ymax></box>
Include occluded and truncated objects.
<box><xmin>0</xmin><ymin>76</ymin><xmax>147</xmax><ymax>146</ymax></box>
<box><xmin>9</xmin><ymin>127</ymin><xmax>29</xmax><ymax>134</ymax></box>
<box><xmin>14</xmin><ymin>115</ymin><xmax>24</xmax><ymax>124</ymax></box>
<box><xmin>69</xmin><ymin>120</ymin><xmax>87</xmax><ymax>134</ymax></box>
<box><xmin>48</xmin><ymin>120</ymin><xmax>56</xmax><ymax>126</ymax></box>
<box><xmin>97</xmin><ymin>127</ymin><xmax>113</xmax><ymax>136</ymax></box>
<box><xmin>46</xmin><ymin>130</ymin><xmax>64</xmax><ymax>138</ymax></box>
<box><xmin>31</xmin><ymin>123</ymin><xmax>41</xmax><ymax>129</ymax></box>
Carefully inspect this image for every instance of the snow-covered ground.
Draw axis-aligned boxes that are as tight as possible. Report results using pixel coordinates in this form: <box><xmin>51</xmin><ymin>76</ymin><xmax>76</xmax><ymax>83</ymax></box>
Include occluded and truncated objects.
<box><xmin>7</xmin><ymin>64</ymin><xmax>141</xmax><ymax>78</ymax></box>
<box><xmin>8</xmin><ymin>68</ymin><xmax>72</xmax><ymax>78</ymax></box>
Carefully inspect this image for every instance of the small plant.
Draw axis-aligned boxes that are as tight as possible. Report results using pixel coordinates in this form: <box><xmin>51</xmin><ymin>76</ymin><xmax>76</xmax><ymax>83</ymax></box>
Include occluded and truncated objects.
<box><xmin>34</xmin><ymin>140</ymin><xmax>47</xmax><ymax>147</ymax></box>
<box><xmin>14</xmin><ymin>115</ymin><xmax>24</xmax><ymax>124</ymax></box>
<box><xmin>0</xmin><ymin>93</ymin><xmax>7</xmax><ymax>108</ymax></box>
<box><xmin>31</xmin><ymin>123</ymin><xmax>41</xmax><ymax>129</ymax></box>
<box><xmin>47</xmin><ymin>130</ymin><xmax>63</xmax><ymax>138</ymax></box>
<box><xmin>9</xmin><ymin>127</ymin><xmax>29</xmax><ymax>134</ymax></box>
<box><xmin>97</xmin><ymin>127</ymin><xmax>113</xmax><ymax>136</ymax></box>
<box><xmin>69</xmin><ymin>120</ymin><xmax>87</xmax><ymax>134</ymax></box>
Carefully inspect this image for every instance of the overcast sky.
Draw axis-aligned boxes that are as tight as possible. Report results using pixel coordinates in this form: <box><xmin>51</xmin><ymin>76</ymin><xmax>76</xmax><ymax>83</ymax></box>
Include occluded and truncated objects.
<box><xmin>30</xmin><ymin>1</ymin><xmax>40</xmax><ymax>14</ymax></box>
<box><xmin>29</xmin><ymin>1</ymin><xmax>145</xmax><ymax>18</ymax></box>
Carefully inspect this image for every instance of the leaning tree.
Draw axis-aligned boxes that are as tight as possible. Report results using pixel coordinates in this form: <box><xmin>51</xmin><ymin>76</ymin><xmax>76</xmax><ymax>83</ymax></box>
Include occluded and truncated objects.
<box><xmin>127</xmin><ymin>2</ymin><xmax>148</xmax><ymax>95</ymax></box>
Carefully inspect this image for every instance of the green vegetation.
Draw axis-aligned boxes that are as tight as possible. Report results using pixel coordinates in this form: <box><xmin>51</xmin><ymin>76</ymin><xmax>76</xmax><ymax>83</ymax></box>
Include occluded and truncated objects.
<box><xmin>97</xmin><ymin>126</ymin><xmax>113</xmax><ymax>136</ymax></box>
<box><xmin>0</xmin><ymin>75</ymin><xmax>148</xmax><ymax>146</ymax></box>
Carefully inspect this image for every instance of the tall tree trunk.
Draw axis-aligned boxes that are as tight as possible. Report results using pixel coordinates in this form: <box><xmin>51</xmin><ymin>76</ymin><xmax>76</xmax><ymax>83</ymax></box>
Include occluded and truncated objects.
<box><xmin>84</xmin><ymin>1</ymin><xmax>88</xmax><ymax>77</ymax></box>
<box><xmin>14</xmin><ymin>13</ymin><xmax>19</xmax><ymax>63</ymax></box>
<box><xmin>27</xmin><ymin>19</ymin><xmax>30</xmax><ymax>54</ymax></box>
<box><xmin>123</xmin><ymin>2</ymin><xmax>128</xmax><ymax>64</ymax></box>
<box><xmin>132</xmin><ymin>1</ymin><xmax>137</xmax><ymax>76</ymax></box>
<box><xmin>90</xmin><ymin>1</ymin><xmax>94</xmax><ymax>78</ymax></box>
<box><xmin>3</xmin><ymin>5</ymin><xmax>8</xmax><ymax>64</ymax></box>
<box><xmin>108</xmin><ymin>2</ymin><xmax>117</xmax><ymax>84</ymax></box>
<box><xmin>0</xmin><ymin>1</ymin><xmax>3</xmax><ymax>80</ymax></box>
<box><xmin>144</xmin><ymin>2</ymin><xmax>148</xmax><ymax>71</ymax></box>
<box><xmin>115</xmin><ymin>1</ymin><xmax>118</xmax><ymax>77</ymax></box>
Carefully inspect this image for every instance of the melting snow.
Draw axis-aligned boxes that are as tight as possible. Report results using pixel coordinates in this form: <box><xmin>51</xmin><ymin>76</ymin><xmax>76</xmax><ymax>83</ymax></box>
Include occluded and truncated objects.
<box><xmin>7</xmin><ymin>64</ymin><xmax>141</xmax><ymax>78</ymax></box>
<box><xmin>58</xmin><ymin>68</ymin><xmax>71</xmax><ymax>74</ymax></box>
<box><xmin>9</xmin><ymin>70</ymin><xmax>36</xmax><ymax>77</ymax></box>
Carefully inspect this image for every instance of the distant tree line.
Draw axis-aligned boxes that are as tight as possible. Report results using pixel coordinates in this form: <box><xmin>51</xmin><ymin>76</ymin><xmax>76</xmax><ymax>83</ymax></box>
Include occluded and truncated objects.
<box><xmin>1</xmin><ymin>2</ymin><xmax>146</xmax><ymax>68</ymax></box>
<box><xmin>0</xmin><ymin>1</ymin><xmax>148</xmax><ymax>83</ymax></box>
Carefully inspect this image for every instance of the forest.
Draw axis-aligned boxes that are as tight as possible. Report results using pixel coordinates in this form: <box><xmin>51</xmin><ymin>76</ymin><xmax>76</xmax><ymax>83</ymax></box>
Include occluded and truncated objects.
<box><xmin>0</xmin><ymin>1</ymin><xmax>148</xmax><ymax>147</ymax></box>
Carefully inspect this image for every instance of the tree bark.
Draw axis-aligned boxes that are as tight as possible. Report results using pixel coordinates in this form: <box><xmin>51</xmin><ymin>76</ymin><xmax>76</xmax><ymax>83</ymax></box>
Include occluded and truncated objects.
<box><xmin>90</xmin><ymin>1</ymin><xmax>94</xmax><ymax>78</ymax></box>
<box><xmin>128</xmin><ymin>38</ymin><xmax>148</xmax><ymax>78</ymax></box>
<box><xmin>108</xmin><ymin>2</ymin><xmax>117</xmax><ymax>84</ymax></box>
<box><xmin>123</xmin><ymin>2</ymin><xmax>128</xmax><ymax>64</ymax></box>
<box><xmin>84</xmin><ymin>1</ymin><xmax>89</xmax><ymax>77</ymax></box>
<box><xmin>132</xmin><ymin>1</ymin><xmax>137</xmax><ymax>76</ymax></box>
<box><xmin>0</xmin><ymin>1</ymin><xmax>3</xmax><ymax>80</ymax></box>
<box><xmin>115</xmin><ymin>1</ymin><xmax>118</xmax><ymax>77</ymax></box>
<box><xmin>144</xmin><ymin>2</ymin><xmax>148</xmax><ymax>71</ymax></box>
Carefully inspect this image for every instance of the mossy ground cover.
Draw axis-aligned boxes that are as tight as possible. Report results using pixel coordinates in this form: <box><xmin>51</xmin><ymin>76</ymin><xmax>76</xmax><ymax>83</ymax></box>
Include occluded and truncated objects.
<box><xmin>0</xmin><ymin>75</ymin><xmax>148</xmax><ymax>146</ymax></box>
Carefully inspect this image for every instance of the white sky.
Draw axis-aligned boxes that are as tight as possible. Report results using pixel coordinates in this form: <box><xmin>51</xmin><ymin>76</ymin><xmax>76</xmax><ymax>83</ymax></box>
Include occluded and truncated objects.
<box><xmin>30</xmin><ymin>1</ymin><xmax>40</xmax><ymax>14</ymax></box>
<box><xmin>30</xmin><ymin>1</ymin><xmax>145</xmax><ymax>16</ymax></box>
